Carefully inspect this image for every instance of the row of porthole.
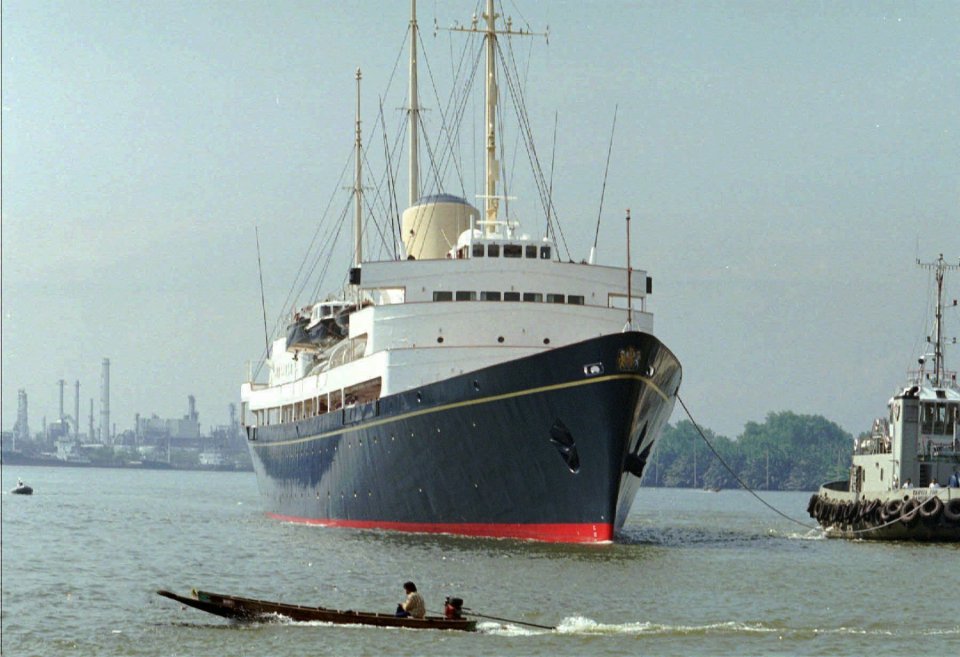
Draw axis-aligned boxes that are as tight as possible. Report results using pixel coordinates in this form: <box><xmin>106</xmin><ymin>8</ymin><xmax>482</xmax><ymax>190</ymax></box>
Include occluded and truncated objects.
<box><xmin>436</xmin><ymin>336</ymin><xmax>551</xmax><ymax>345</ymax></box>
<box><xmin>280</xmin><ymin>481</ymin><xmax>485</xmax><ymax>502</ymax></box>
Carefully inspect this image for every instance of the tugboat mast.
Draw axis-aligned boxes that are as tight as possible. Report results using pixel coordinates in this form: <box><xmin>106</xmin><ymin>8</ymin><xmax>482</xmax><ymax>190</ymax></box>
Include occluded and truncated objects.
<box><xmin>918</xmin><ymin>253</ymin><xmax>960</xmax><ymax>387</ymax></box>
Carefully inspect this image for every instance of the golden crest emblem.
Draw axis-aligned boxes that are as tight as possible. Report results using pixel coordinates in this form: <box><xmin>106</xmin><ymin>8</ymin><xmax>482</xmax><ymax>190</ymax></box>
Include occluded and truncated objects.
<box><xmin>617</xmin><ymin>347</ymin><xmax>642</xmax><ymax>372</ymax></box>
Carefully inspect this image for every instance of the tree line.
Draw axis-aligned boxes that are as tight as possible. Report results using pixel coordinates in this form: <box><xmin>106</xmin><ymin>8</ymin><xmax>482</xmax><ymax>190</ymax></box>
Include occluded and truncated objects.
<box><xmin>641</xmin><ymin>411</ymin><xmax>853</xmax><ymax>491</ymax></box>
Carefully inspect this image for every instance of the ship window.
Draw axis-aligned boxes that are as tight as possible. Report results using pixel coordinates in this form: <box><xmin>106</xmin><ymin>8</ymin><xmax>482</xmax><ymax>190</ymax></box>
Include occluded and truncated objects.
<box><xmin>317</xmin><ymin>396</ymin><xmax>328</xmax><ymax>415</ymax></box>
<box><xmin>526</xmin><ymin>245</ymin><xmax>537</xmax><ymax>258</ymax></box>
<box><xmin>568</xmin><ymin>295</ymin><xmax>585</xmax><ymax>305</ymax></box>
<box><xmin>504</xmin><ymin>244</ymin><xmax>522</xmax><ymax>258</ymax></box>
<box><xmin>472</xmin><ymin>244</ymin><xmax>484</xmax><ymax>257</ymax></box>
<box><xmin>547</xmin><ymin>293</ymin><xmax>565</xmax><ymax>304</ymax></box>
<box><xmin>540</xmin><ymin>246</ymin><xmax>551</xmax><ymax>259</ymax></box>
<box><xmin>481</xmin><ymin>291</ymin><xmax>502</xmax><ymax>301</ymax></box>
<box><xmin>523</xmin><ymin>292</ymin><xmax>543</xmax><ymax>302</ymax></box>
<box><xmin>344</xmin><ymin>377</ymin><xmax>381</xmax><ymax>405</ymax></box>
<box><xmin>921</xmin><ymin>404</ymin><xmax>935</xmax><ymax>434</ymax></box>
<box><xmin>504</xmin><ymin>291</ymin><xmax>521</xmax><ymax>301</ymax></box>
<box><xmin>487</xmin><ymin>244</ymin><xmax>500</xmax><ymax>257</ymax></box>
<box><xmin>304</xmin><ymin>398</ymin><xmax>315</xmax><ymax>416</ymax></box>
<box><xmin>433</xmin><ymin>291</ymin><xmax>453</xmax><ymax>301</ymax></box>
<box><xmin>456</xmin><ymin>291</ymin><xmax>477</xmax><ymax>301</ymax></box>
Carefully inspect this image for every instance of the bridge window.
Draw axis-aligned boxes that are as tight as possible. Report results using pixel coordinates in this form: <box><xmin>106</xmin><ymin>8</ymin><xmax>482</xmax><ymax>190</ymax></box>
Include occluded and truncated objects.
<box><xmin>487</xmin><ymin>244</ymin><xmax>500</xmax><ymax>257</ymax></box>
<box><xmin>504</xmin><ymin>292</ymin><xmax>521</xmax><ymax>301</ymax></box>
<box><xmin>526</xmin><ymin>245</ymin><xmax>537</xmax><ymax>258</ymax></box>
<box><xmin>472</xmin><ymin>244</ymin><xmax>484</xmax><ymax>257</ymax></box>
<box><xmin>568</xmin><ymin>295</ymin><xmax>585</xmax><ymax>305</ymax></box>
<box><xmin>547</xmin><ymin>293</ymin><xmax>565</xmax><ymax>304</ymax></box>
<box><xmin>523</xmin><ymin>292</ymin><xmax>543</xmax><ymax>302</ymax></box>
<box><xmin>540</xmin><ymin>246</ymin><xmax>551</xmax><ymax>259</ymax></box>
<box><xmin>504</xmin><ymin>244</ymin><xmax>522</xmax><ymax>258</ymax></box>
<box><xmin>456</xmin><ymin>291</ymin><xmax>477</xmax><ymax>301</ymax></box>
<box><xmin>481</xmin><ymin>291</ymin><xmax>502</xmax><ymax>301</ymax></box>
<box><xmin>433</xmin><ymin>291</ymin><xmax>453</xmax><ymax>301</ymax></box>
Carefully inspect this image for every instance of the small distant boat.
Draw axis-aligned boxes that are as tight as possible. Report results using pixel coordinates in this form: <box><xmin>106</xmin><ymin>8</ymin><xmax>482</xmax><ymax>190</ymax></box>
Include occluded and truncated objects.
<box><xmin>156</xmin><ymin>589</ymin><xmax>477</xmax><ymax>632</ymax></box>
<box><xmin>11</xmin><ymin>480</ymin><xmax>33</xmax><ymax>495</ymax></box>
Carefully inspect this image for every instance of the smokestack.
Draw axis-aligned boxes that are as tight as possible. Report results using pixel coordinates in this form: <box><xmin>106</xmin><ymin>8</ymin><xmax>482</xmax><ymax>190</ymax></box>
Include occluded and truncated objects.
<box><xmin>74</xmin><ymin>380</ymin><xmax>80</xmax><ymax>440</ymax></box>
<box><xmin>58</xmin><ymin>379</ymin><xmax>66</xmax><ymax>423</ymax></box>
<box><xmin>188</xmin><ymin>394</ymin><xmax>197</xmax><ymax>422</ymax></box>
<box><xmin>100</xmin><ymin>358</ymin><xmax>110</xmax><ymax>445</ymax></box>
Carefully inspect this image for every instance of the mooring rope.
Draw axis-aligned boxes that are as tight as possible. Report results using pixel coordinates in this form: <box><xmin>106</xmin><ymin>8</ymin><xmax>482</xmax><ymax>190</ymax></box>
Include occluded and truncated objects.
<box><xmin>677</xmin><ymin>394</ymin><xmax>818</xmax><ymax>531</ymax></box>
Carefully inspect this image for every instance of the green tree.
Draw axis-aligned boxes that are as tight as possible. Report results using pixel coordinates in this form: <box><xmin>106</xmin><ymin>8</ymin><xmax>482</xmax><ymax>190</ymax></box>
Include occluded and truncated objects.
<box><xmin>642</xmin><ymin>412</ymin><xmax>852</xmax><ymax>491</ymax></box>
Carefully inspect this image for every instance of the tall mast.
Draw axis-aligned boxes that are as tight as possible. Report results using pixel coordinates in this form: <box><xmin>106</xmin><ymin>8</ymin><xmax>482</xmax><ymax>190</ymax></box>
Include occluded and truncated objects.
<box><xmin>353</xmin><ymin>68</ymin><xmax>363</xmax><ymax>268</ymax></box>
<box><xmin>483</xmin><ymin>0</ymin><xmax>500</xmax><ymax>233</ymax></box>
<box><xmin>408</xmin><ymin>0</ymin><xmax>420</xmax><ymax>207</ymax></box>
<box><xmin>919</xmin><ymin>254</ymin><xmax>960</xmax><ymax>386</ymax></box>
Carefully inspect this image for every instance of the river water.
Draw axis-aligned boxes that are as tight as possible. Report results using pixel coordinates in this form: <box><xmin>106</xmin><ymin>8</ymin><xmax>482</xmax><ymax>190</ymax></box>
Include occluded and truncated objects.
<box><xmin>2</xmin><ymin>465</ymin><xmax>956</xmax><ymax>657</ymax></box>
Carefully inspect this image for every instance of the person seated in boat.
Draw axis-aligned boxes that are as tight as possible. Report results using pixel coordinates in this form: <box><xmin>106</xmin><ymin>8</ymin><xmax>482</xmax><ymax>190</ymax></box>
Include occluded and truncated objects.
<box><xmin>929</xmin><ymin>478</ymin><xmax>941</xmax><ymax>489</ymax></box>
<box><xmin>444</xmin><ymin>596</ymin><xmax>464</xmax><ymax>620</ymax></box>
<box><xmin>901</xmin><ymin>478</ymin><xmax>913</xmax><ymax>489</ymax></box>
<box><xmin>395</xmin><ymin>581</ymin><xmax>425</xmax><ymax>619</ymax></box>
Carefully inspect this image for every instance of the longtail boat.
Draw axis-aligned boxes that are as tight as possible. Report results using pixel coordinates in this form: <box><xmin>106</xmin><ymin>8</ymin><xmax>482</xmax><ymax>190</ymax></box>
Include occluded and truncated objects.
<box><xmin>156</xmin><ymin>589</ymin><xmax>477</xmax><ymax>632</ymax></box>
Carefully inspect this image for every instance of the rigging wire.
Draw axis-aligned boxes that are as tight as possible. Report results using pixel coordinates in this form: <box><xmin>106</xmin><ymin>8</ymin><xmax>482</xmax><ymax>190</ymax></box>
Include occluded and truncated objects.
<box><xmin>593</xmin><ymin>104</ymin><xmax>618</xmax><ymax>253</ymax></box>
<box><xmin>545</xmin><ymin>111</ymin><xmax>557</xmax><ymax>242</ymax></box>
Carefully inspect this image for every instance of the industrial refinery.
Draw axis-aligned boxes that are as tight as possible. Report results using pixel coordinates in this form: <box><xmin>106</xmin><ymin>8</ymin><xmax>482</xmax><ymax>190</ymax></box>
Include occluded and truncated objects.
<box><xmin>1</xmin><ymin>357</ymin><xmax>250</xmax><ymax>470</ymax></box>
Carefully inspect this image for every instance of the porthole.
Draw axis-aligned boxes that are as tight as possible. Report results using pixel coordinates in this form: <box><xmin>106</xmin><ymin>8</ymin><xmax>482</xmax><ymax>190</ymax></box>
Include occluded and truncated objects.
<box><xmin>437</xmin><ymin>336</ymin><xmax>444</xmax><ymax>343</ymax></box>
<box><xmin>543</xmin><ymin>338</ymin><xmax>550</xmax><ymax>345</ymax></box>
<box><xmin>497</xmin><ymin>336</ymin><xmax>505</xmax><ymax>343</ymax></box>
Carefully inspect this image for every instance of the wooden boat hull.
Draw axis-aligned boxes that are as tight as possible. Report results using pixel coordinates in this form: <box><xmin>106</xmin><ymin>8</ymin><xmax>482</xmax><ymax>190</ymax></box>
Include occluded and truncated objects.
<box><xmin>156</xmin><ymin>589</ymin><xmax>477</xmax><ymax>631</ymax></box>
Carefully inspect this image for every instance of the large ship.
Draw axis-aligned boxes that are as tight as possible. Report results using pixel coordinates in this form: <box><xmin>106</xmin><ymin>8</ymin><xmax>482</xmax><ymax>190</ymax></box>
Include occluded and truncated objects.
<box><xmin>808</xmin><ymin>254</ymin><xmax>960</xmax><ymax>540</ymax></box>
<box><xmin>239</xmin><ymin>1</ymin><xmax>682</xmax><ymax>543</ymax></box>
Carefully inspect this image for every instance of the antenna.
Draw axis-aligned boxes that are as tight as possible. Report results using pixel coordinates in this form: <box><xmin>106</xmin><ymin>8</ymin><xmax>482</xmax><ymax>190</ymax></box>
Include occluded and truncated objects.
<box><xmin>917</xmin><ymin>253</ymin><xmax>960</xmax><ymax>387</ymax></box>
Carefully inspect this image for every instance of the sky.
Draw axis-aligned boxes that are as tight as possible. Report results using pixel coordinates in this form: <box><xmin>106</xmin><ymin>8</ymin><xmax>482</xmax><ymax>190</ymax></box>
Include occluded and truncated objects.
<box><xmin>2</xmin><ymin>0</ymin><xmax>959</xmax><ymax>439</ymax></box>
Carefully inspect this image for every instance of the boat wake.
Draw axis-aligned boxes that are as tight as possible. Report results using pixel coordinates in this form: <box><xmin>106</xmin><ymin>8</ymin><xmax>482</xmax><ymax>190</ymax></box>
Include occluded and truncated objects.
<box><xmin>479</xmin><ymin>617</ymin><xmax>960</xmax><ymax>639</ymax></box>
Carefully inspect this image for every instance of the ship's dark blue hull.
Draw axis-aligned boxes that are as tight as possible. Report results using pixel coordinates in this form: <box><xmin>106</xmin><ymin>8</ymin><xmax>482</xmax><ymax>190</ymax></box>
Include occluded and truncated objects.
<box><xmin>246</xmin><ymin>332</ymin><xmax>681</xmax><ymax>542</ymax></box>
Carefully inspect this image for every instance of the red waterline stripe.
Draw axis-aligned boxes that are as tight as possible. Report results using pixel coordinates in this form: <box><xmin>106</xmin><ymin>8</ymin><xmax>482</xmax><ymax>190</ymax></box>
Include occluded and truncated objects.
<box><xmin>266</xmin><ymin>513</ymin><xmax>613</xmax><ymax>543</ymax></box>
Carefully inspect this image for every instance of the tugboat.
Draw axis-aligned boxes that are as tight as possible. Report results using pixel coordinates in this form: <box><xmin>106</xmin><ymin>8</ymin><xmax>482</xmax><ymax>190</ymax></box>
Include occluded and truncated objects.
<box><xmin>808</xmin><ymin>254</ymin><xmax>960</xmax><ymax>540</ymax></box>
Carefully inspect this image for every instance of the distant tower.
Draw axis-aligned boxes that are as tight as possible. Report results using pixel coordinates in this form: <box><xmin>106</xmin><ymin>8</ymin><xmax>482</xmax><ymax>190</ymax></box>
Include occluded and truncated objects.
<box><xmin>58</xmin><ymin>379</ymin><xmax>66</xmax><ymax>424</ymax></box>
<box><xmin>228</xmin><ymin>402</ymin><xmax>237</xmax><ymax>438</ymax></box>
<box><xmin>100</xmin><ymin>358</ymin><xmax>110</xmax><ymax>444</ymax></box>
<box><xmin>13</xmin><ymin>389</ymin><xmax>30</xmax><ymax>448</ymax></box>
<box><xmin>74</xmin><ymin>380</ymin><xmax>81</xmax><ymax>440</ymax></box>
<box><xmin>89</xmin><ymin>398</ymin><xmax>95</xmax><ymax>443</ymax></box>
<box><xmin>188</xmin><ymin>395</ymin><xmax>198</xmax><ymax>422</ymax></box>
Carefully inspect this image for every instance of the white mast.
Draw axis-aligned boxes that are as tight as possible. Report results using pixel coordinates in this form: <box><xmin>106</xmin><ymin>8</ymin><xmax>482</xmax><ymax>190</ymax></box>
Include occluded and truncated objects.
<box><xmin>408</xmin><ymin>0</ymin><xmax>420</xmax><ymax>207</ymax></box>
<box><xmin>918</xmin><ymin>254</ymin><xmax>960</xmax><ymax>387</ymax></box>
<box><xmin>483</xmin><ymin>0</ymin><xmax>500</xmax><ymax>233</ymax></box>
<box><xmin>353</xmin><ymin>67</ymin><xmax>363</xmax><ymax>268</ymax></box>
